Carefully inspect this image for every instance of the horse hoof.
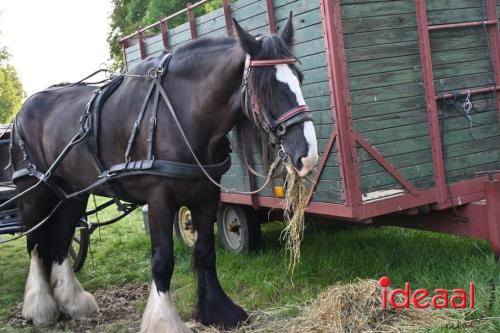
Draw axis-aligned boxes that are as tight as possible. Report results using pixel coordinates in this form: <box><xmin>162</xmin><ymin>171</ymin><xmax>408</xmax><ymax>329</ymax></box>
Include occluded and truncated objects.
<box><xmin>23</xmin><ymin>250</ymin><xmax>60</xmax><ymax>326</ymax></box>
<box><xmin>51</xmin><ymin>258</ymin><xmax>99</xmax><ymax>319</ymax></box>
<box><xmin>55</xmin><ymin>289</ymin><xmax>99</xmax><ymax>320</ymax></box>
<box><xmin>22</xmin><ymin>288</ymin><xmax>60</xmax><ymax>327</ymax></box>
<box><xmin>141</xmin><ymin>283</ymin><xmax>193</xmax><ymax>333</ymax></box>
<box><xmin>196</xmin><ymin>296</ymin><xmax>248</xmax><ymax>329</ymax></box>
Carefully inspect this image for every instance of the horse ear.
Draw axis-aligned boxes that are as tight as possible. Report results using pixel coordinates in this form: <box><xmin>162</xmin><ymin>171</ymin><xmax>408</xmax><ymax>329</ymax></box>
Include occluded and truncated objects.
<box><xmin>233</xmin><ymin>18</ymin><xmax>261</xmax><ymax>56</ymax></box>
<box><xmin>280</xmin><ymin>11</ymin><xmax>294</xmax><ymax>48</ymax></box>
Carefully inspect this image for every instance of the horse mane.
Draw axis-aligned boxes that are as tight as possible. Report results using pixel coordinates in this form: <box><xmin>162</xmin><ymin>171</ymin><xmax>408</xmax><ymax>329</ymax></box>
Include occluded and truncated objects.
<box><xmin>174</xmin><ymin>36</ymin><xmax>236</xmax><ymax>56</ymax></box>
<box><xmin>233</xmin><ymin>35</ymin><xmax>303</xmax><ymax>178</ymax></box>
<box><xmin>47</xmin><ymin>82</ymin><xmax>87</xmax><ymax>89</ymax></box>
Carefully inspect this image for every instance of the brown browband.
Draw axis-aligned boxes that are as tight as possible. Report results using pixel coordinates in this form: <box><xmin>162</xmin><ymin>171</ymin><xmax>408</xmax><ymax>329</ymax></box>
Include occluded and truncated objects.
<box><xmin>250</xmin><ymin>58</ymin><xmax>297</xmax><ymax>67</ymax></box>
<box><xmin>276</xmin><ymin>105</ymin><xmax>310</xmax><ymax>123</ymax></box>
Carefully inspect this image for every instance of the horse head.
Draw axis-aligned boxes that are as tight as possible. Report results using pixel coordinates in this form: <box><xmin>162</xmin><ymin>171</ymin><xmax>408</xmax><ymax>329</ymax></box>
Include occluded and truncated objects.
<box><xmin>233</xmin><ymin>13</ymin><xmax>319</xmax><ymax>178</ymax></box>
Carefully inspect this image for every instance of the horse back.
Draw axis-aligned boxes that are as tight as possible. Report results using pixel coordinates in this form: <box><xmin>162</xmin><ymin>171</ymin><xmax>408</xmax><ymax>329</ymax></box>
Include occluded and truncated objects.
<box><xmin>13</xmin><ymin>86</ymin><xmax>96</xmax><ymax>173</ymax></box>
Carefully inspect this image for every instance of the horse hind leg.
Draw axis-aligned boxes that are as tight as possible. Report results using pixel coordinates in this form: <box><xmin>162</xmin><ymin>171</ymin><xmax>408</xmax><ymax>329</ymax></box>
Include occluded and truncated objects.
<box><xmin>19</xmin><ymin>186</ymin><xmax>60</xmax><ymax>326</ymax></box>
<box><xmin>48</xmin><ymin>195</ymin><xmax>98</xmax><ymax>320</ymax></box>
<box><xmin>140</xmin><ymin>190</ymin><xmax>192</xmax><ymax>333</ymax></box>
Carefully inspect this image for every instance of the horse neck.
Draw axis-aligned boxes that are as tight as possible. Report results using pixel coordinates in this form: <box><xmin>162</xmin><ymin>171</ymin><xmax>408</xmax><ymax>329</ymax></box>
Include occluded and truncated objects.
<box><xmin>160</xmin><ymin>45</ymin><xmax>246</xmax><ymax>162</ymax></box>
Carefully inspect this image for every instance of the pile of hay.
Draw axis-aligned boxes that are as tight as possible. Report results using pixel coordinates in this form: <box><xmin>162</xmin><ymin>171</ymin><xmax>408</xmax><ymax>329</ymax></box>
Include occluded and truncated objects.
<box><xmin>189</xmin><ymin>279</ymin><xmax>467</xmax><ymax>333</ymax></box>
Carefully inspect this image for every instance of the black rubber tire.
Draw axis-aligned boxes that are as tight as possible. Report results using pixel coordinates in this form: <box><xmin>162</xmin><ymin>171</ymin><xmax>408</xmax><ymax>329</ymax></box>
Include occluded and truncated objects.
<box><xmin>173</xmin><ymin>206</ymin><xmax>197</xmax><ymax>247</ymax></box>
<box><xmin>216</xmin><ymin>204</ymin><xmax>261</xmax><ymax>253</ymax></box>
<box><xmin>70</xmin><ymin>221</ymin><xmax>90</xmax><ymax>273</ymax></box>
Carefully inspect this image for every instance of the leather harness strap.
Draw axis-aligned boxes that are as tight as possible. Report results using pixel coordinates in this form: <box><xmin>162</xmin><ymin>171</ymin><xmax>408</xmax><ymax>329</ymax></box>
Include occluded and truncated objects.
<box><xmin>11</xmin><ymin>53</ymin><xmax>231</xmax><ymax>197</ymax></box>
<box><xmin>250</xmin><ymin>58</ymin><xmax>297</xmax><ymax>66</ymax></box>
<box><xmin>102</xmin><ymin>158</ymin><xmax>231</xmax><ymax>180</ymax></box>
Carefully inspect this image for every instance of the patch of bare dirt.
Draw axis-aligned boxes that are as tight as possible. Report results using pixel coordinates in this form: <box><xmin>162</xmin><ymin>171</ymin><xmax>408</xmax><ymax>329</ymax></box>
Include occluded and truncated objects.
<box><xmin>6</xmin><ymin>284</ymin><xmax>149</xmax><ymax>332</ymax></box>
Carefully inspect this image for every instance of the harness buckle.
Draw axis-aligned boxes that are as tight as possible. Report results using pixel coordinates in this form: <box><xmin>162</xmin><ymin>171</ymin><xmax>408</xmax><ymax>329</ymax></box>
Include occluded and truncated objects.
<box><xmin>276</xmin><ymin>123</ymin><xmax>287</xmax><ymax>136</ymax></box>
<box><xmin>261</xmin><ymin>122</ymin><xmax>271</xmax><ymax>133</ymax></box>
<box><xmin>148</xmin><ymin>67</ymin><xmax>164</xmax><ymax>79</ymax></box>
<box><xmin>27</xmin><ymin>163</ymin><xmax>37</xmax><ymax>176</ymax></box>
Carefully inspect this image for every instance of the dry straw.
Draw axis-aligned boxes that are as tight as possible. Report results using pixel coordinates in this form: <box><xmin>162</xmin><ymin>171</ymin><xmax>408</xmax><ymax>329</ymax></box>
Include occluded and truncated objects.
<box><xmin>188</xmin><ymin>279</ymin><xmax>474</xmax><ymax>333</ymax></box>
<box><xmin>281</xmin><ymin>160</ymin><xmax>309</xmax><ymax>271</ymax></box>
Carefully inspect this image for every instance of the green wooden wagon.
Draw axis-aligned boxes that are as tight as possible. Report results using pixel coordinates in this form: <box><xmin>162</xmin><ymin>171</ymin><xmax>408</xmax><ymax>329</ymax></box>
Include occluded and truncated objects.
<box><xmin>121</xmin><ymin>0</ymin><xmax>500</xmax><ymax>256</ymax></box>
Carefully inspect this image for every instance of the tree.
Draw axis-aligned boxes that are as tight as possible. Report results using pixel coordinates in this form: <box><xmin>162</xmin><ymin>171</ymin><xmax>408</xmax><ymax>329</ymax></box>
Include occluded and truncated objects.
<box><xmin>0</xmin><ymin>40</ymin><xmax>24</xmax><ymax>124</ymax></box>
<box><xmin>107</xmin><ymin>0</ymin><xmax>224</xmax><ymax>70</ymax></box>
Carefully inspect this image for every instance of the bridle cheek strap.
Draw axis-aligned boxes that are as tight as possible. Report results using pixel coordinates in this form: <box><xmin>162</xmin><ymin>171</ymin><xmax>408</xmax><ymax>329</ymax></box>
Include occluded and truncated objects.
<box><xmin>242</xmin><ymin>55</ymin><xmax>312</xmax><ymax>141</ymax></box>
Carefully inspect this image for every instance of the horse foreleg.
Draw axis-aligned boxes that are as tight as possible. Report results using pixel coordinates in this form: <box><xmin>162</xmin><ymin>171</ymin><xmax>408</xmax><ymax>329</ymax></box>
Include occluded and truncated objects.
<box><xmin>51</xmin><ymin>257</ymin><xmax>98</xmax><ymax>319</ymax></box>
<box><xmin>48</xmin><ymin>197</ymin><xmax>98</xmax><ymax>320</ymax></box>
<box><xmin>20</xmin><ymin>189</ymin><xmax>60</xmax><ymax>327</ymax></box>
<box><xmin>141</xmin><ymin>191</ymin><xmax>192</xmax><ymax>333</ymax></box>
<box><xmin>192</xmin><ymin>197</ymin><xmax>248</xmax><ymax>329</ymax></box>
<box><xmin>22</xmin><ymin>247</ymin><xmax>60</xmax><ymax>326</ymax></box>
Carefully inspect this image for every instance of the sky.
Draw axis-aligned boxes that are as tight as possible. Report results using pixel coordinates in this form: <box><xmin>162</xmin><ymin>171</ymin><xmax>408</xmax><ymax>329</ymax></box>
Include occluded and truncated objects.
<box><xmin>0</xmin><ymin>0</ymin><xmax>113</xmax><ymax>96</ymax></box>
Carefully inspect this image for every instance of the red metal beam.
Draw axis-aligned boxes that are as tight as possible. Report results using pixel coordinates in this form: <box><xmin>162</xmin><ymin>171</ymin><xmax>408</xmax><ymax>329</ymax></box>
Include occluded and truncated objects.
<box><xmin>354</xmin><ymin>132</ymin><xmax>419</xmax><ymax>196</ymax></box>
<box><xmin>187</xmin><ymin>3</ymin><xmax>197</xmax><ymax>39</ymax></box>
<box><xmin>306</xmin><ymin>131</ymin><xmax>337</xmax><ymax>205</ymax></box>
<box><xmin>266</xmin><ymin>0</ymin><xmax>277</xmax><ymax>33</ymax></box>
<box><xmin>433</xmin><ymin>173</ymin><xmax>500</xmax><ymax>209</ymax></box>
<box><xmin>436</xmin><ymin>86</ymin><xmax>500</xmax><ymax>100</ymax></box>
<box><xmin>320</xmin><ymin>0</ymin><xmax>362</xmax><ymax>208</ymax></box>
<box><xmin>137</xmin><ymin>29</ymin><xmax>146</xmax><ymax>59</ymax></box>
<box><xmin>356</xmin><ymin>173</ymin><xmax>500</xmax><ymax>220</ymax></box>
<box><xmin>375</xmin><ymin>205</ymin><xmax>491</xmax><ymax>241</ymax></box>
<box><xmin>377</xmin><ymin>185</ymin><xmax>500</xmax><ymax>257</ymax></box>
<box><xmin>485</xmin><ymin>180</ymin><xmax>500</xmax><ymax>256</ymax></box>
<box><xmin>223</xmin><ymin>0</ymin><xmax>233</xmax><ymax>36</ymax></box>
<box><xmin>160</xmin><ymin>18</ymin><xmax>169</xmax><ymax>50</ymax></box>
<box><xmin>220</xmin><ymin>192</ymin><xmax>355</xmax><ymax>219</ymax></box>
<box><xmin>355</xmin><ymin>189</ymin><xmax>436</xmax><ymax>220</ymax></box>
<box><xmin>485</xmin><ymin>0</ymin><xmax>500</xmax><ymax>122</ymax></box>
<box><xmin>121</xmin><ymin>42</ymin><xmax>129</xmax><ymax>72</ymax></box>
<box><xmin>119</xmin><ymin>0</ymin><xmax>211</xmax><ymax>44</ymax></box>
<box><xmin>247</xmin><ymin>170</ymin><xmax>259</xmax><ymax>209</ymax></box>
<box><xmin>428</xmin><ymin>19</ymin><xmax>497</xmax><ymax>31</ymax></box>
<box><xmin>415</xmin><ymin>0</ymin><xmax>448</xmax><ymax>205</ymax></box>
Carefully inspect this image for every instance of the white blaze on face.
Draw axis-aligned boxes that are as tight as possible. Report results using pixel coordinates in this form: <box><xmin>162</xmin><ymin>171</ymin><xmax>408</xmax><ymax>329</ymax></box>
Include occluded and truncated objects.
<box><xmin>275</xmin><ymin>64</ymin><xmax>319</xmax><ymax>176</ymax></box>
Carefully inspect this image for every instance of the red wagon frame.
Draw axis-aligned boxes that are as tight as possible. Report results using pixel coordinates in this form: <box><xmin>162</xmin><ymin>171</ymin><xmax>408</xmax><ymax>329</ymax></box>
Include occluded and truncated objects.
<box><xmin>120</xmin><ymin>0</ymin><xmax>500</xmax><ymax>256</ymax></box>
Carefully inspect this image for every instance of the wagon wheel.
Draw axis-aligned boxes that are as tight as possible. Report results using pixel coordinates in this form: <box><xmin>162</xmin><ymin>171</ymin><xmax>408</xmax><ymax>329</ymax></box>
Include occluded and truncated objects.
<box><xmin>69</xmin><ymin>220</ymin><xmax>90</xmax><ymax>272</ymax></box>
<box><xmin>174</xmin><ymin>206</ymin><xmax>197</xmax><ymax>247</ymax></box>
<box><xmin>216</xmin><ymin>204</ymin><xmax>261</xmax><ymax>253</ymax></box>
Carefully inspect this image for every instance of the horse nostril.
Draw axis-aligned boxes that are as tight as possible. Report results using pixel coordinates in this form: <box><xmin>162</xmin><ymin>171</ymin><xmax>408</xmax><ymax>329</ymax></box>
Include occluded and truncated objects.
<box><xmin>294</xmin><ymin>155</ymin><xmax>305</xmax><ymax>170</ymax></box>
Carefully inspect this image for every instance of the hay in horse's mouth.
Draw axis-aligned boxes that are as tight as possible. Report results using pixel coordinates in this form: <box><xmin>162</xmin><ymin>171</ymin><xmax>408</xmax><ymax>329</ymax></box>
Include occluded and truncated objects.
<box><xmin>281</xmin><ymin>160</ymin><xmax>309</xmax><ymax>271</ymax></box>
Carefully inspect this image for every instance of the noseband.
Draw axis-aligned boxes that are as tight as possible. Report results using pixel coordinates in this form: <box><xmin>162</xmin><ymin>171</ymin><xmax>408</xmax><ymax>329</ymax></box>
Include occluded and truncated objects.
<box><xmin>241</xmin><ymin>55</ymin><xmax>312</xmax><ymax>145</ymax></box>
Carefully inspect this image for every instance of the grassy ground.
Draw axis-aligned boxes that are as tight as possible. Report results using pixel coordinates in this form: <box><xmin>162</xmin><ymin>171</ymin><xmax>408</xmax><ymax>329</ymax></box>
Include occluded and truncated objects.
<box><xmin>0</xmin><ymin>202</ymin><xmax>499</xmax><ymax>332</ymax></box>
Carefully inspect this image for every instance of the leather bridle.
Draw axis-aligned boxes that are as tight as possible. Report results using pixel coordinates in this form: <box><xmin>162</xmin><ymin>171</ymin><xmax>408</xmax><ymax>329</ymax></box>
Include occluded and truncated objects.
<box><xmin>241</xmin><ymin>54</ymin><xmax>312</xmax><ymax>145</ymax></box>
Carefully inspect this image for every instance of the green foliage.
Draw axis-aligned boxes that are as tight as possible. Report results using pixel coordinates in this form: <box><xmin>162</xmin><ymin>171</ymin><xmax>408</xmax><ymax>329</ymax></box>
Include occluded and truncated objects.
<box><xmin>107</xmin><ymin>0</ymin><xmax>225</xmax><ymax>70</ymax></box>
<box><xmin>0</xmin><ymin>41</ymin><xmax>24</xmax><ymax>124</ymax></box>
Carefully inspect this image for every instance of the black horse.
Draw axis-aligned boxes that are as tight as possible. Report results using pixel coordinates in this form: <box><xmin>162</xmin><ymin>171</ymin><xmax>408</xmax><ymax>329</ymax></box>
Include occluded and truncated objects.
<box><xmin>11</xmin><ymin>15</ymin><xmax>317</xmax><ymax>332</ymax></box>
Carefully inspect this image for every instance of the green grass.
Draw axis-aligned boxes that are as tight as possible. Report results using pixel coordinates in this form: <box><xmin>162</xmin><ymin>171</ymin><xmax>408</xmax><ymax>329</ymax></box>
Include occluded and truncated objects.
<box><xmin>1</xmin><ymin>203</ymin><xmax>499</xmax><ymax>332</ymax></box>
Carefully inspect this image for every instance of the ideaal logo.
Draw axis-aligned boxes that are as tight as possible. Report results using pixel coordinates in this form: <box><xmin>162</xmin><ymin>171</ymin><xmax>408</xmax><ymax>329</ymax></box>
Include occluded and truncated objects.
<box><xmin>379</xmin><ymin>276</ymin><xmax>475</xmax><ymax>309</ymax></box>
